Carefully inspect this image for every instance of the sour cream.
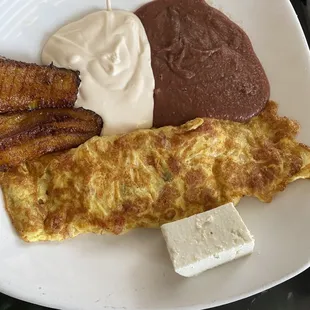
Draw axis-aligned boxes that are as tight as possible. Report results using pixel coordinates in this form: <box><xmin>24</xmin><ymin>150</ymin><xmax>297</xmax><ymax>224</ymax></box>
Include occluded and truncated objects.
<box><xmin>42</xmin><ymin>9</ymin><xmax>155</xmax><ymax>136</ymax></box>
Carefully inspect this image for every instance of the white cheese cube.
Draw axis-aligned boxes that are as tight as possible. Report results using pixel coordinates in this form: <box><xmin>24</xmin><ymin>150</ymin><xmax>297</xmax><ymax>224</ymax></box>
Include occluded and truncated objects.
<box><xmin>161</xmin><ymin>202</ymin><xmax>255</xmax><ymax>277</ymax></box>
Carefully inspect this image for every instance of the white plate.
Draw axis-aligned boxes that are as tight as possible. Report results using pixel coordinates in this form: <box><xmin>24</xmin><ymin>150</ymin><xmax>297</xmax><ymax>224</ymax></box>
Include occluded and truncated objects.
<box><xmin>0</xmin><ymin>0</ymin><xmax>310</xmax><ymax>309</ymax></box>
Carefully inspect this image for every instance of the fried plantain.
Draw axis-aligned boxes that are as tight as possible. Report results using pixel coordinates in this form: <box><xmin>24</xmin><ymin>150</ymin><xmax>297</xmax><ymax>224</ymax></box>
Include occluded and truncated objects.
<box><xmin>0</xmin><ymin>56</ymin><xmax>80</xmax><ymax>113</ymax></box>
<box><xmin>0</xmin><ymin>108</ymin><xmax>103</xmax><ymax>170</ymax></box>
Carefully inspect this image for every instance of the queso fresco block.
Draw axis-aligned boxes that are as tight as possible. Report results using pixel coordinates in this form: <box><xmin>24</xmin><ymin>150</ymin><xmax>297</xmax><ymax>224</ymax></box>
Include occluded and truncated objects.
<box><xmin>161</xmin><ymin>202</ymin><xmax>255</xmax><ymax>277</ymax></box>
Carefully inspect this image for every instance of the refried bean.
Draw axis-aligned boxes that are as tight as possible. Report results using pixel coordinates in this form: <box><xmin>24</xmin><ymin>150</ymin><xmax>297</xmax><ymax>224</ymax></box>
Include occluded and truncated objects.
<box><xmin>135</xmin><ymin>0</ymin><xmax>270</xmax><ymax>127</ymax></box>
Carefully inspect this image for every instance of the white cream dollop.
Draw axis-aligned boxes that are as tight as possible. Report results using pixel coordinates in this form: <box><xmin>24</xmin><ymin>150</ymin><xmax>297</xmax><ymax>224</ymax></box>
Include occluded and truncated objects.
<box><xmin>41</xmin><ymin>10</ymin><xmax>155</xmax><ymax>136</ymax></box>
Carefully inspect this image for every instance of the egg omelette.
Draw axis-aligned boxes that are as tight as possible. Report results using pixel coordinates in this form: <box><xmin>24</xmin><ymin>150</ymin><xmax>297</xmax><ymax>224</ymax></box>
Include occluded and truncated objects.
<box><xmin>1</xmin><ymin>101</ymin><xmax>310</xmax><ymax>242</ymax></box>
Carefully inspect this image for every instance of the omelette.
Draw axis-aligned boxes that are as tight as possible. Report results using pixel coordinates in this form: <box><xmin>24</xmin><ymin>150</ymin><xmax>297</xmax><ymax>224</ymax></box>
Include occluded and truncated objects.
<box><xmin>1</xmin><ymin>101</ymin><xmax>310</xmax><ymax>242</ymax></box>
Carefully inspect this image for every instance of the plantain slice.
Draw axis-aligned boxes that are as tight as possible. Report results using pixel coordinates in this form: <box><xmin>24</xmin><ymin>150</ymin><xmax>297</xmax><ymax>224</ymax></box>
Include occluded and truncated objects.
<box><xmin>0</xmin><ymin>56</ymin><xmax>80</xmax><ymax>113</ymax></box>
<box><xmin>0</xmin><ymin>108</ymin><xmax>103</xmax><ymax>170</ymax></box>
<box><xmin>0</xmin><ymin>108</ymin><xmax>101</xmax><ymax>138</ymax></box>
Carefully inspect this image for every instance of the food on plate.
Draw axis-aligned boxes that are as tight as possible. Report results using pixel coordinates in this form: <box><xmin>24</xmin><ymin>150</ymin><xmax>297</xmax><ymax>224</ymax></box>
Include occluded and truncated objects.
<box><xmin>42</xmin><ymin>8</ymin><xmax>155</xmax><ymax>136</ymax></box>
<box><xmin>135</xmin><ymin>0</ymin><xmax>270</xmax><ymax>127</ymax></box>
<box><xmin>0</xmin><ymin>56</ymin><xmax>80</xmax><ymax>113</ymax></box>
<box><xmin>161</xmin><ymin>202</ymin><xmax>255</xmax><ymax>277</ymax></box>
<box><xmin>0</xmin><ymin>108</ymin><xmax>103</xmax><ymax>171</ymax></box>
<box><xmin>1</xmin><ymin>101</ymin><xmax>310</xmax><ymax>242</ymax></box>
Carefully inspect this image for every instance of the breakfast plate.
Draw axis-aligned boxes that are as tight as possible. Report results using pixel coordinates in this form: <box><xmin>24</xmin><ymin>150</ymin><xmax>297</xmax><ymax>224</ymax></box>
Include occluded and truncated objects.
<box><xmin>1</xmin><ymin>0</ymin><xmax>310</xmax><ymax>309</ymax></box>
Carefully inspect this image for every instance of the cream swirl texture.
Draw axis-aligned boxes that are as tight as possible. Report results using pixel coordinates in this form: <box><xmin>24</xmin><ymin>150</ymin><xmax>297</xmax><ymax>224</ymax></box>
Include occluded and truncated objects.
<box><xmin>42</xmin><ymin>10</ymin><xmax>155</xmax><ymax>135</ymax></box>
